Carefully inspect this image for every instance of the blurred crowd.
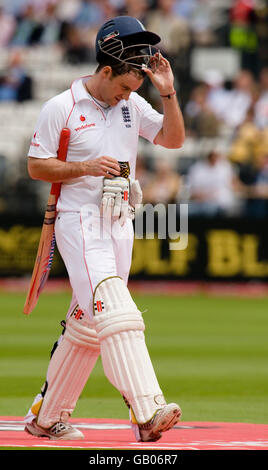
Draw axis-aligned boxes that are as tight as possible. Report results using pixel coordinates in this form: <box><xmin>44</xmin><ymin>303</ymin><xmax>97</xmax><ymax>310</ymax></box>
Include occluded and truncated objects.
<box><xmin>0</xmin><ymin>0</ymin><xmax>268</xmax><ymax>218</ymax></box>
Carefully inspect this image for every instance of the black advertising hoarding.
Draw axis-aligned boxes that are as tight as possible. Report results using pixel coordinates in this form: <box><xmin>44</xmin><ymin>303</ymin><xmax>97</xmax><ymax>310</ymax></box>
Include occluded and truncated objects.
<box><xmin>0</xmin><ymin>215</ymin><xmax>267</xmax><ymax>281</ymax></box>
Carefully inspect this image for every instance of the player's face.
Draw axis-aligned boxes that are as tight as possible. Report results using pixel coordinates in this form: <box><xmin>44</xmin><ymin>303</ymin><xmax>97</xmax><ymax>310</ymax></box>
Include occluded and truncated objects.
<box><xmin>101</xmin><ymin>70</ymin><xmax>144</xmax><ymax>106</ymax></box>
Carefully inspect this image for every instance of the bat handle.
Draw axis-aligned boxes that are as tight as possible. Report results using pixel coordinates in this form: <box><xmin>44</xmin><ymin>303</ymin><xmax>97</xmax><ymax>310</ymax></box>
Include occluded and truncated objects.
<box><xmin>51</xmin><ymin>127</ymin><xmax>70</xmax><ymax>198</ymax></box>
<box><xmin>57</xmin><ymin>127</ymin><xmax>71</xmax><ymax>162</ymax></box>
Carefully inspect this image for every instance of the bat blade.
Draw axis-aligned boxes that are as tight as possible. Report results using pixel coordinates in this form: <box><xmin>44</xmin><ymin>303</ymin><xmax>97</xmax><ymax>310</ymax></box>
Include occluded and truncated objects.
<box><xmin>23</xmin><ymin>127</ymin><xmax>70</xmax><ymax>315</ymax></box>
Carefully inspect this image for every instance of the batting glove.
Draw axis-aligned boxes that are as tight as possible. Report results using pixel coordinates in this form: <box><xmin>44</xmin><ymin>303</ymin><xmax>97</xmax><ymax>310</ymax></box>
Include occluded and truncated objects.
<box><xmin>101</xmin><ymin>176</ymin><xmax>130</xmax><ymax>226</ymax></box>
<box><xmin>128</xmin><ymin>178</ymin><xmax>143</xmax><ymax>220</ymax></box>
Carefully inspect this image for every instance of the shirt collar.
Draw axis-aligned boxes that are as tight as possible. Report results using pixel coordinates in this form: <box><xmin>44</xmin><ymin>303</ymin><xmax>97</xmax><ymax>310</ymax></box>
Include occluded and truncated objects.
<box><xmin>71</xmin><ymin>76</ymin><xmax>93</xmax><ymax>104</ymax></box>
<box><xmin>71</xmin><ymin>75</ymin><xmax>129</xmax><ymax>109</ymax></box>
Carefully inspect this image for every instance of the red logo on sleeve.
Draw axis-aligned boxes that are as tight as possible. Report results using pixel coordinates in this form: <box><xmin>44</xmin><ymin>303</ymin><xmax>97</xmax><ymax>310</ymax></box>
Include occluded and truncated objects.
<box><xmin>30</xmin><ymin>131</ymin><xmax>40</xmax><ymax>147</ymax></box>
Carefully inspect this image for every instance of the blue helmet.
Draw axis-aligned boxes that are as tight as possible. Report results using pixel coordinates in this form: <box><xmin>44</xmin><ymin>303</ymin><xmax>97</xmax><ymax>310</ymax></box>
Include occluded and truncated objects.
<box><xmin>95</xmin><ymin>16</ymin><xmax>161</xmax><ymax>68</ymax></box>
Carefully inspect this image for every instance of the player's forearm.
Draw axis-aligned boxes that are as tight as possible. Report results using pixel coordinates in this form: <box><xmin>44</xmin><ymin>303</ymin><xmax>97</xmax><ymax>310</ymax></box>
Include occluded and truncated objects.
<box><xmin>157</xmin><ymin>94</ymin><xmax>185</xmax><ymax>149</ymax></box>
<box><xmin>28</xmin><ymin>157</ymin><xmax>90</xmax><ymax>182</ymax></box>
<box><xmin>28</xmin><ymin>155</ymin><xmax>121</xmax><ymax>182</ymax></box>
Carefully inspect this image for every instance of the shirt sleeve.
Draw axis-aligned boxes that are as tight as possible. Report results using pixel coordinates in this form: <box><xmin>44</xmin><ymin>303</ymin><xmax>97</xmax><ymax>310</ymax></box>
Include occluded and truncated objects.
<box><xmin>131</xmin><ymin>93</ymin><xmax>164</xmax><ymax>144</ymax></box>
<box><xmin>27</xmin><ymin>94</ymin><xmax>67</xmax><ymax>159</ymax></box>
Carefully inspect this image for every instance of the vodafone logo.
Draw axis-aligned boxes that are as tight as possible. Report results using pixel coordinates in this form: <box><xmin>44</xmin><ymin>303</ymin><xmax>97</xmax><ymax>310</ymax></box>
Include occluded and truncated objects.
<box><xmin>76</xmin><ymin>114</ymin><xmax>96</xmax><ymax>131</ymax></box>
<box><xmin>75</xmin><ymin>123</ymin><xmax>96</xmax><ymax>132</ymax></box>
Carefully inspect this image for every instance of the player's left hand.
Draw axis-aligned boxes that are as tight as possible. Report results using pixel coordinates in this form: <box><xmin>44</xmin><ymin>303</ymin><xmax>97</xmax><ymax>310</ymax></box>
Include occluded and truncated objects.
<box><xmin>142</xmin><ymin>53</ymin><xmax>175</xmax><ymax>96</ymax></box>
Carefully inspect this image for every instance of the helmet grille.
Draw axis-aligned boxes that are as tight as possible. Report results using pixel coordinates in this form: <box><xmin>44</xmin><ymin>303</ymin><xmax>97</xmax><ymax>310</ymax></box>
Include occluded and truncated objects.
<box><xmin>98</xmin><ymin>36</ymin><xmax>160</xmax><ymax>71</ymax></box>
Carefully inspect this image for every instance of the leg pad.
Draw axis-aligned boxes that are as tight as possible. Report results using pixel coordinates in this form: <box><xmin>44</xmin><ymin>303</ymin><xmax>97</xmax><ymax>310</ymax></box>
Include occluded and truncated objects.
<box><xmin>36</xmin><ymin>307</ymin><xmax>100</xmax><ymax>428</ymax></box>
<box><xmin>94</xmin><ymin>277</ymin><xmax>166</xmax><ymax>424</ymax></box>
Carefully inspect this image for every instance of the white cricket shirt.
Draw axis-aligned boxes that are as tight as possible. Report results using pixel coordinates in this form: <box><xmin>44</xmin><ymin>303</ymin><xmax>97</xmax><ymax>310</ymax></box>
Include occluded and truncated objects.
<box><xmin>28</xmin><ymin>76</ymin><xmax>164</xmax><ymax>211</ymax></box>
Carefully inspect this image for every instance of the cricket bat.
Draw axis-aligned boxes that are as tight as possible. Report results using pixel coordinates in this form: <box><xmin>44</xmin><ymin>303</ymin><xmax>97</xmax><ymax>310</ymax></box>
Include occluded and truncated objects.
<box><xmin>23</xmin><ymin>127</ymin><xmax>71</xmax><ymax>315</ymax></box>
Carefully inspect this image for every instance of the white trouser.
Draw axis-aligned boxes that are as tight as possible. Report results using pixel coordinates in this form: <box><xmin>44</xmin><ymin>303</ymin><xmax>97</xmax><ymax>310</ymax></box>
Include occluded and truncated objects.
<box><xmin>55</xmin><ymin>210</ymin><xmax>134</xmax><ymax>318</ymax></box>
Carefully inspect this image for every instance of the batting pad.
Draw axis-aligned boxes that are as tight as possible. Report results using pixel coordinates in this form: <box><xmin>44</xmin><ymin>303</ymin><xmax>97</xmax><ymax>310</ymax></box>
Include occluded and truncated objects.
<box><xmin>93</xmin><ymin>277</ymin><xmax>166</xmax><ymax>424</ymax></box>
<box><xmin>37</xmin><ymin>309</ymin><xmax>100</xmax><ymax>429</ymax></box>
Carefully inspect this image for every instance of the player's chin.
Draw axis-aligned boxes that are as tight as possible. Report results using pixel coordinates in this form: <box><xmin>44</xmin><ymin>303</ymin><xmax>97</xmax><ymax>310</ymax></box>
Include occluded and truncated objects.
<box><xmin>111</xmin><ymin>96</ymin><xmax>122</xmax><ymax>106</ymax></box>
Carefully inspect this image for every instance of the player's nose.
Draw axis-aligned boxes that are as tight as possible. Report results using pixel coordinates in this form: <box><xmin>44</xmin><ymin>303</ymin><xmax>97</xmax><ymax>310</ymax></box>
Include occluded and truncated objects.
<box><xmin>122</xmin><ymin>91</ymin><xmax>131</xmax><ymax>100</ymax></box>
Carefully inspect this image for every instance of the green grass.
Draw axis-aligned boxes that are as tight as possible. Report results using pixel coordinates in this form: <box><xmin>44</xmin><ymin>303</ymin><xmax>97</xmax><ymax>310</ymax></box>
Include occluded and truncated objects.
<box><xmin>0</xmin><ymin>291</ymin><xmax>268</xmax><ymax>424</ymax></box>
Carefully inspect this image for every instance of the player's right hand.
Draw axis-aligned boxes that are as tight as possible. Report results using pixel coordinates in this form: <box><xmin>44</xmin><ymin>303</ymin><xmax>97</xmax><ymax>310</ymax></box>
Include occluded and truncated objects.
<box><xmin>101</xmin><ymin>176</ymin><xmax>129</xmax><ymax>225</ymax></box>
<box><xmin>85</xmin><ymin>156</ymin><xmax>121</xmax><ymax>178</ymax></box>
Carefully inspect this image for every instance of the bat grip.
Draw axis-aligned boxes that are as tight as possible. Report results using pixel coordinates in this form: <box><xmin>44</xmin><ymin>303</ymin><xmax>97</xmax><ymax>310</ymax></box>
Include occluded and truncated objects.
<box><xmin>50</xmin><ymin>127</ymin><xmax>70</xmax><ymax>198</ymax></box>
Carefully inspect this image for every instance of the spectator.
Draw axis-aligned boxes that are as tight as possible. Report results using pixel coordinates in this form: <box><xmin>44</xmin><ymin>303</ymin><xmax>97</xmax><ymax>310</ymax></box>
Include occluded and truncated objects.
<box><xmin>63</xmin><ymin>24</ymin><xmax>94</xmax><ymax>64</ymax></box>
<box><xmin>29</xmin><ymin>0</ymin><xmax>59</xmax><ymax>17</ymax></box>
<box><xmin>201</xmin><ymin>69</ymin><xmax>229</xmax><ymax>123</ymax></box>
<box><xmin>145</xmin><ymin>0</ymin><xmax>192</xmax><ymax>107</ymax></box>
<box><xmin>0</xmin><ymin>154</ymin><xmax>7</xmax><ymax>186</ymax></box>
<box><xmin>38</xmin><ymin>2</ymin><xmax>63</xmax><ymax>46</ymax></box>
<box><xmin>228</xmin><ymin>108</ymin><xmax>260</xmax><ymax>166</ymax></box>
<box><xmin>229</xmin><ymin>0</ymin><xmax>259</xmax><ymax>73</ymax></box>
<box><xmin>145</xmin><ymin>0</ymin><xmax>191</xmax><ymax>58</ymax></box>
<box><xmin>56</xmin><ymin>0</ymin><xmax>81</xmax><ymax>22</ymax></box>
<box><xmin>0</xmin><ymin>75</ymin><xmax>17</xmax><ymax>101</ymax></box>
<box><xmin>0</xmin><ymin>155</ymin><xmax>7</xmax><ymax>213</ymax></box>
<box><xmin>11</xmin><ymin>4</ymin><xmax>44</xmax><ymax>46</ymax></box>
<box><xmin>244</xmin><ymin>153</ymin><xmax>268</xmax><ymax>218</ymax></box>
<box><xmin>186</xmin><ymin>150</ymin><xmax>241</xmax><ymax>217</ymax></box>
<box><xmin>254</xmin><ymin>0</ymin><xmax>268</xmax><ymax>68</ymax></box>
<box><xmin>221</xmin><ymin>70</ymin><xmax>255</xmax><ymax>130</ymax></box>
<box><xmin>118</xmin><ymin>0</ymin><xmax>149</xmax><ymax>23</ymax></box>
<box><xmin>73</xmin><ymin>0</ymin><xmax>105</xmax><ymax>28</ymax></box>
<box><xmin>135</xmin><ymin>154</ymin><xmax>153</xmax><ymax>190</ymax></box>
<box><xmin>228</xmin><ymin>110</ymin><xmax>268</xmax><ymax>199</ymax></box>
<box><xmin>254</xmin><ymin>67</ymin><xmax>268</xmax><ymax>129</ymax></box>
<box><xmin>143</xmin><ymin>158</ymin><xmax>181</xmax><ymax>205</ymax></box>
<box><xmin>173</xmin><ymin>0</ymin><xmax>197</xmax><ymax>20</ymax></box>
<box><xmin>198</xmin><ymin>69</ymin><xmax>257</xmax><ymax>135</ymax></box>
<box><xmin>2</xmin><ymin>0</ymin><xmax>25</xmax><ymax>16</ymax></box>
<box><xmin>0</xmin><ymin>50</ymin><xmax>33</xmax><ymax>102</ymax></box>
<box><xmin>68</xmin><ymin>0</ymin><xmax>115</xmax><ymax>60</ymax></box>
<box><xmin>229</xmin><ymin>0</ymin><xmax>255</xmax><ymax>24</ymax></box>
<box><xmin>184</xmin><ymin>83</ymin><xmax>221</xmax><ymax>137</ymax></box>
<box><xmin>190</xmin><ymin>0</ymin><xmax>224</xmax><ymax>46</ymax></box>
<box><xmin>0</xmin><ymin>7</ymin><xmax>17</xmax><ymax>47</ymax></box>
<box><xmin>98</xmin><ymin>0</ymin><xmax>117</xmax><ymax>24</ymax></box>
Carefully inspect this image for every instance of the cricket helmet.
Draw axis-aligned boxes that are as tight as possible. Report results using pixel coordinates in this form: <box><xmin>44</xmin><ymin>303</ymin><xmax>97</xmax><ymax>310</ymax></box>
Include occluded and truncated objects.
<box><xmin>95</xmin><ymin>16</ymin><xmax>161</xmax><ymax>70</ymax></box>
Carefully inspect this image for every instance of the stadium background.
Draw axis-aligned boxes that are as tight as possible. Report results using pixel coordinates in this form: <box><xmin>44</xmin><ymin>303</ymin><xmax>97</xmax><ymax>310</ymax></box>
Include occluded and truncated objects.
<box><xmin>0</xmin><ymin>0</ymin><xmax>268</xmax><ymax>430</ymax></box>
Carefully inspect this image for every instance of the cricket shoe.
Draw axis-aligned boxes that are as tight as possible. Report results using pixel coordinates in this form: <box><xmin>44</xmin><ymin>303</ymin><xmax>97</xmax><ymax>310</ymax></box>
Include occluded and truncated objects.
<box><xmin>138</xmin><ymin>403</ymin><xmax>181</xmax><ymax>442</ymax></box>
<box><xmin>25</xmin><ymin>419</ymin><xmax>84</xmax><ymax>440</ymax></box>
